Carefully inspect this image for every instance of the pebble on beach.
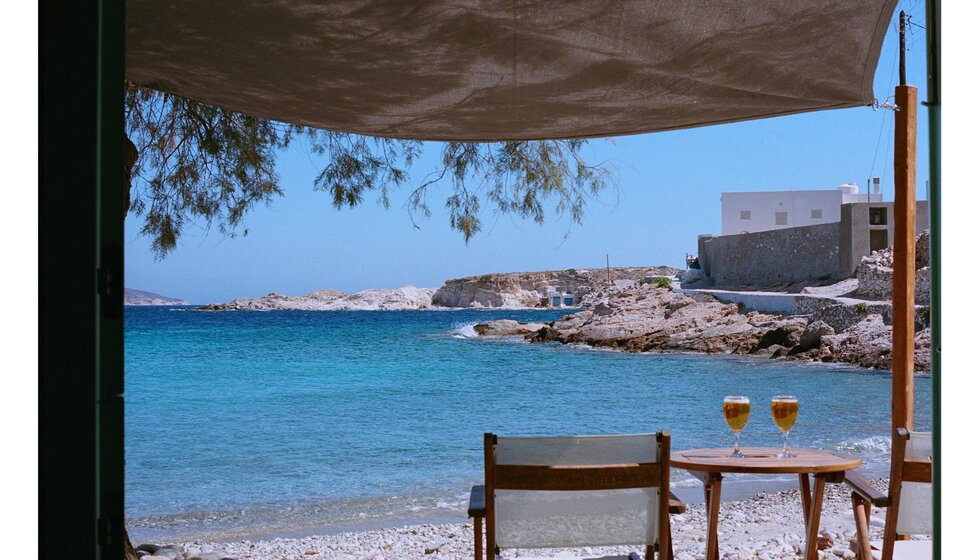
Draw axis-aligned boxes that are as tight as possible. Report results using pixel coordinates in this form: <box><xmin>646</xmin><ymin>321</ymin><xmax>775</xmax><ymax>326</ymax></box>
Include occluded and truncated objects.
<box><xmin>132</xmin><ymin>479</ymin><xmax>908</xmax><ymax>560</ymax></box>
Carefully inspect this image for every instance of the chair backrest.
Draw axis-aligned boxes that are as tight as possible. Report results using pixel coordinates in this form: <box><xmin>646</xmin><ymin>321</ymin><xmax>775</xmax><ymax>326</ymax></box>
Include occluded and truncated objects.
<box><xmin>484</xmin><ymin>432</ymin><xmax>670</xmax><ymax>552</ymax></box>
<box><xmin>896</xmin><ymin>430</ymin><xmax>932</xmax><ymax>536</ymax></box>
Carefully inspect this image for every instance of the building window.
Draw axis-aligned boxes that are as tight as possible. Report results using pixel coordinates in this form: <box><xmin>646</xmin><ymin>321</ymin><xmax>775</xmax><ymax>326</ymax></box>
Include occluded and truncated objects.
<box><xmin>775</xmin><ymin>212</ymin><xmax>788</xmax><ymax>225</ymax></box>
<box><xmin>811</xmin><ymin>209</ymin><xmax>823</xmax><ymax>219</ymax></box>
<box><xmin>740</xmin><ymin>210</ymin><xmax>751</xmax><ymax>220</ymax></box>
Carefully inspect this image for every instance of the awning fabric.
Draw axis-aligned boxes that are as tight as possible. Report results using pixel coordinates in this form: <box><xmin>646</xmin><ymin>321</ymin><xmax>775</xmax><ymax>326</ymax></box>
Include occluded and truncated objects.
<box><xmin>125</xmin><ymin>1</ymin><xmax>897</xmax><ymax>141</ymax></box>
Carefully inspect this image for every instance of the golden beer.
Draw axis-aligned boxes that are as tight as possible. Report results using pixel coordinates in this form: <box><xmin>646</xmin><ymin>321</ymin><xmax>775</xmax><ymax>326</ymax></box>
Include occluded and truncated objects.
<box><xmin>771</xmin><ymin>398</ymin><xmax>799</xmax><ymax>432</ymax></box>
<box><xmin>723</xmin><ymin>396</ymin><xmax>750</xmax><ymax>458</ymax></box>
<box><xmin>771</xmin><ymin>395</ymin><xmax>799</xmax><ymax>458</ymax></box>
<box><xmin>723</xmin><ymin>400</ymin><xmax>750</xmax><ymax>432</ymax></box>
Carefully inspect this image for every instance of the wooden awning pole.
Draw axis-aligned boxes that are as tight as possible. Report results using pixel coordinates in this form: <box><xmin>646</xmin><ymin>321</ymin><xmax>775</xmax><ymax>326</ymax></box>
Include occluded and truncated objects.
<box><xmin>892</xmin><ymin>80</ymin><xmax>917</xmax><ymax>435</ymax></box>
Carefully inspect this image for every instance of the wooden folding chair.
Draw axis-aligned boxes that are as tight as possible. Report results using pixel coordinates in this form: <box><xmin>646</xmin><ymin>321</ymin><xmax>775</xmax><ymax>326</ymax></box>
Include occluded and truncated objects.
<box><xmin>467</xmin><ymin>431</ymin><xmax>684</xmax><ymax>560</ymax></box>
<box><xmin>846</xmin><ymin>428</ymin><xmax>933</xmax><ymax>560</ymax></box>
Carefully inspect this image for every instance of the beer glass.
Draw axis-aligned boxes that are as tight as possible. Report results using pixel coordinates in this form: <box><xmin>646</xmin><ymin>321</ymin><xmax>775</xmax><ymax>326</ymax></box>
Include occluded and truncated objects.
<box><xmin>723</xmin><ymin>396</ymin><xmax>750</xmax><ymax>458</ymax></box>
<box><xmin>771</xmin><ymin>395</ymin><xmax>799</xmax><ymax>458</ymax></box>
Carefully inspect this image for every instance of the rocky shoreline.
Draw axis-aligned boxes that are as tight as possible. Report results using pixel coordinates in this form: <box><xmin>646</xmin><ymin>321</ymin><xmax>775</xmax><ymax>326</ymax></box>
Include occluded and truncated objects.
<box><xmin>475</xmin><ymin>283</ymin><xmax>931</xmax><ymax>372</ymax></box>
<box><xmin>135</xmin><ymin>479</ymin><xmax>906</xmax><ymax>560</ymax></box>
<box><xmin>467</xmin><ymin>234</ymin><xmax>933</xmax><ymax>372</ymax></box>
<box><xmin>191</xmin><ymin>242</ymin><xmax>932</xmax><ymax>372</ymax></box>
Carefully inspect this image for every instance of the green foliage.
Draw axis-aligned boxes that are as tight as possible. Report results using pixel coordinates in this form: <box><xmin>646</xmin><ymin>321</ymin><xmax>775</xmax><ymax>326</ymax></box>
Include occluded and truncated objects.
<box><xmin>125</xmin><ymin>84</ymin><xmax>616</xmax><ymax>257</ymax></box>
<box><xmin>856</xmin><ymin>302</ymin><xmax>868</xmax><ymax>314</ymax></box>
<box><xmin>653</xmin><ymin>277</ymin><xmax>672</xmax><ymax>289</ymax></box>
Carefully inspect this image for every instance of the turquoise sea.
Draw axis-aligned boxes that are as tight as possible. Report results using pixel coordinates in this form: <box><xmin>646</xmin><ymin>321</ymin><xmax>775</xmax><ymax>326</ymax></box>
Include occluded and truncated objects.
<box><xmin>124</xmin><ymin>307</ymin><xmax>932</xmax><ymax>544</ymax></box>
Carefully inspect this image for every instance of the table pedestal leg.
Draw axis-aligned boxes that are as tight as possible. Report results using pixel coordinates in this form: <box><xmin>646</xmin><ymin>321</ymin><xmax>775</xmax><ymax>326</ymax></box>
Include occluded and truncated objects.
<box><xmin>803</xmin><ymin>474</ymin><xmax>827</xmax><ymax>560</ymax></box>
<box><xmin>701</xmin><ymin>473</ymin><xmax>722</xmax><ymax>560</ymax></box>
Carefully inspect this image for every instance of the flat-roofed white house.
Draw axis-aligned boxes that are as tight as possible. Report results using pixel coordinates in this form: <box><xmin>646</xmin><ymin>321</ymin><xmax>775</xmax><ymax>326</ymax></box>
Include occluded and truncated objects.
<box><xmin>721</xmin><ymin>183</ymin><xmax>882</xmax><ymax>235</ymax></box>
<box><xmin>696</xmin><ymin>179</ymin><xmax>928</xmax><ymax>288</ymax></box>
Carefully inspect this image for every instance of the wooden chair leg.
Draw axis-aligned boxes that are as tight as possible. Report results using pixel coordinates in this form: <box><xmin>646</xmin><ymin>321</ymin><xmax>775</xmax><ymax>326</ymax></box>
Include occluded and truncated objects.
<box><xmin>851</xmin><ymin>493</ymin><xmax>873</xmax><ymax>560</ymax></box>
<box><xmin>645</xmin><ymin>544</ymin><xmax>654</xmax><ymax>560</ymax></box>
<box><xmin>473</xmin><ymin>516</ymin><xmax>483</xmax><ymax>560</ymax></box>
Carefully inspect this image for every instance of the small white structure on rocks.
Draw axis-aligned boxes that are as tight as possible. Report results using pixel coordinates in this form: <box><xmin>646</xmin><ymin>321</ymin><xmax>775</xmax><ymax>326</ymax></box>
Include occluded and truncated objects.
<box><xmin>721</xmin><ymin>182</ymin><xmax>882</xmax><ymax>235</ymax></box>
<box><xmin>542</xmin><ymin>288</ymin><xmax>577</xmax><ymax>307</ymax></box>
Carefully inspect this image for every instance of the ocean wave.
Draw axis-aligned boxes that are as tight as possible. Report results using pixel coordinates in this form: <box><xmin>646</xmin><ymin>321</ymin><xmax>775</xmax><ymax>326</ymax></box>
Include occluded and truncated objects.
<box><xmin>450</xmin><ymin>322</ymin><xmax>479</xmax><ymax>339</ymax></box>
<box><xmin>834</xmin><ymin>435</ymin><xmax>891</xmax><ymax>454</ymax></box>
<box><xmin>670</xmin><ymin>475</ymin><xmax>703</xmax><ymax>489</ymax></box>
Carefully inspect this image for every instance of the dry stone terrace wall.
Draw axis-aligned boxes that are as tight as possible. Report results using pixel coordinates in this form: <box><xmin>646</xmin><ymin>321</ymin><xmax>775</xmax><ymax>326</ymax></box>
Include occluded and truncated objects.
<box><xmin>854</xmin><ymin>230</ymin><xmax>931</xmax><ymax>305</ymax></box>
<box><xmin>699</xmin><ymin>222</ymin><xmax>841</xmax><ymax>287</ymax></box>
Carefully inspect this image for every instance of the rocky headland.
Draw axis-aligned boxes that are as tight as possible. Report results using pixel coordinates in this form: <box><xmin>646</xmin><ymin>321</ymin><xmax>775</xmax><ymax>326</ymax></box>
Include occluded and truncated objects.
<box><xmin>125</xmin><ymin>288</ymin><xmax>188</xmax><ymax>306</ymax></box>
<box><xmin>432</xmin><ymin>266</ymin><xmax>680</xmax><ymax>308</ymax></box>
<box><xmin>475</xmin><ymin>282</ymin><xmax>931</xmax><ymax>371</ymax></box>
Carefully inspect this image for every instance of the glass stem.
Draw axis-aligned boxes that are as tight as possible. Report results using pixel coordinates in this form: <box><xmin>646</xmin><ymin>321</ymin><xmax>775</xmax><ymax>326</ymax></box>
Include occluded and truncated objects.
<box><xmin>782</xmin><ymin>430</ymin><xmax>790</xmax><ymax>454</ymax></box>
<box><xmin>734</xmin><ymin>432</ymin><xmax>741</xmax><ymax>454</ymax></box>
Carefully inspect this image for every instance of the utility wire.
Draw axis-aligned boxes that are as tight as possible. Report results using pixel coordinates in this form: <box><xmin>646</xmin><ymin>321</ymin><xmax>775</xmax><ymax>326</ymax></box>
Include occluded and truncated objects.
<box><xmin>867</xmin><ymin>22</ymin><xmax>900</xmax><ymax>184</ymax></box>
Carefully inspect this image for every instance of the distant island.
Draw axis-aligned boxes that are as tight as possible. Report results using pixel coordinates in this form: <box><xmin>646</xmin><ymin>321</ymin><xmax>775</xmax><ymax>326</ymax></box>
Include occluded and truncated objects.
<box><xmin>125</xmin><ymin>288</ymin><xmax>188</xmax><ymax>306</ymax></box>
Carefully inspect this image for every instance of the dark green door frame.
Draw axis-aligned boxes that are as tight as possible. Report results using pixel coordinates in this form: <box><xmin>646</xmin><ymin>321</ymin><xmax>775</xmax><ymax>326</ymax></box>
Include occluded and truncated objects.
<box><xmin>39</xmin><ymin>0</ymin><xmax>125</xmax><ymax>558</ymax></box>
<box><xmin>925</xmin><ymin>1</ymin><xmax>940</xmax><ymax>558</ymax></box>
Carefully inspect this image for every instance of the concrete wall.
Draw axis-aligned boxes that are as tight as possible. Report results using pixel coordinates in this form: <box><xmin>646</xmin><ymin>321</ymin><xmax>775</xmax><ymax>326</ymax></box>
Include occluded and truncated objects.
<box><xmin>700</xmin><ymin>222</ymin><xmax>841</xmax><ymax>287</ymax></box>
<box><xmin>676</xmin><ymin>287</ymin><xmax>800</xmax><ymax>314</ymax></box>
<box><xmin>839</xmin><ymin>201</ymin><xmax>930</xmax><ymax>277</ymax></box>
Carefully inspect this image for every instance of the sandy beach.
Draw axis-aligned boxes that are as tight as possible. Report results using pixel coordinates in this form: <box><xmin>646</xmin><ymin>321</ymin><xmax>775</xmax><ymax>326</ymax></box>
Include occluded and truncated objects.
<box><xmin>131</xmin><ymin>478</ymin><xmax>926</xmax><ymax>560</ymax></box>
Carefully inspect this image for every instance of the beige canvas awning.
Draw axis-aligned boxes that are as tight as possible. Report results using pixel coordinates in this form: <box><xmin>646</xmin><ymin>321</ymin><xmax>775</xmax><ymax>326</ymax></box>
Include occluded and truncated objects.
<box><xmin>126</xmin><ymin>1</ymin><xmax>897</xmax><ymax>141</ymax></box>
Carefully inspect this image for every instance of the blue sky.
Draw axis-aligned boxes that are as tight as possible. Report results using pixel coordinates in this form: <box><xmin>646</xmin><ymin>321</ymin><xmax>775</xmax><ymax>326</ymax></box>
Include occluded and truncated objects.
<box><xmin>125</xmin><ymin>2</ymin><xmax>932</xmax><ymax>304</ymax></box>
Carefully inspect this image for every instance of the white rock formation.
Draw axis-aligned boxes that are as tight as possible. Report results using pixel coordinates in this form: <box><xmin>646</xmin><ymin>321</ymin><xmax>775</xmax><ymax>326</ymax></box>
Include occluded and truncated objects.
<box><xmin>198</xmin><ymin>286</ymin><xmax>437</xmax><ymax>311</ymax></box>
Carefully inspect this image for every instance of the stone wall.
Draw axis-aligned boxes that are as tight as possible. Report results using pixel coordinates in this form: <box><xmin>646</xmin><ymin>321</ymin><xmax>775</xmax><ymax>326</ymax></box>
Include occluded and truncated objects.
<box><xmin>853</xmin><ymin>230</ymin><xmax>931</xmax><ymax>305</ymax></box>
<box><xmin>699</xmin><ymin>222</ymin><xmax>841</xmax><ymax>287</ymax></box>
<box><xmin>793</xmin><ymin>295</ymin><xmax>930</xmax><ymax>333</ymax></box>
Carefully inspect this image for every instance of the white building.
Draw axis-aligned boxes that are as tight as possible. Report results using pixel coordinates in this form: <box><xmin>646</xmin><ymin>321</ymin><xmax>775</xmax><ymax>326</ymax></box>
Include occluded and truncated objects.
<box><xmin>721</xmin><ymin>182</ymin><xmax>882</xmax><ymax>235</ymax></box>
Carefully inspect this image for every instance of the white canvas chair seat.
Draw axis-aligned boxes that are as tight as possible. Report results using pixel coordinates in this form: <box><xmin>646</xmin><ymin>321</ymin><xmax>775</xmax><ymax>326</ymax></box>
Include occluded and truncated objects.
<box><xmin>847</xmin><ymin>429</ymin><xmax>932</xmax><ymax>560</ymax></box>
<box><xmin>471</xmin><ymin>432</ymin><xmax>674</xmax><ymax>560</ymax></box>
<box><xmin>868</xmin><ymin>540</ymin><xmax>932</xmax><ymax>560</ymax></box>
<box><xmin>494</xmin><ymin>435</ymin><xmax>662</xmax><ymax>550</ymax></box>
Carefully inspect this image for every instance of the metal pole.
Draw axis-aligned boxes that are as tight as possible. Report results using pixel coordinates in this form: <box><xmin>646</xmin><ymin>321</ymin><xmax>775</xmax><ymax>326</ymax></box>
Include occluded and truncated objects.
<box><xmin>899</xmin><ymin>10</ymin><xmax>907</xmax><ymax>86</ymax></box>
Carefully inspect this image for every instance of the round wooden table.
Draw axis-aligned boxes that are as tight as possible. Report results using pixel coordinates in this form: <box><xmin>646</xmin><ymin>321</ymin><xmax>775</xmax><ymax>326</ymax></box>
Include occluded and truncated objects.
<box><xmin>671</xmin><ymin>448</ymin><xmax>861</xmax><ymax>560</ymax></box>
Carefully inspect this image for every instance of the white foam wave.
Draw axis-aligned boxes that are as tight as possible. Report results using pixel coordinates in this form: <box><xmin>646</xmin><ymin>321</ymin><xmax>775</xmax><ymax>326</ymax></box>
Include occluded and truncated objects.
<box><xmin>450</xmin><ymin>322</ymin><xmax>479</xmax><ymax>339</ymax></box>
<box><xmin>835</xmin><ymin>435</ymin><xmax>891</xmax><ymax>454</ymax></box>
